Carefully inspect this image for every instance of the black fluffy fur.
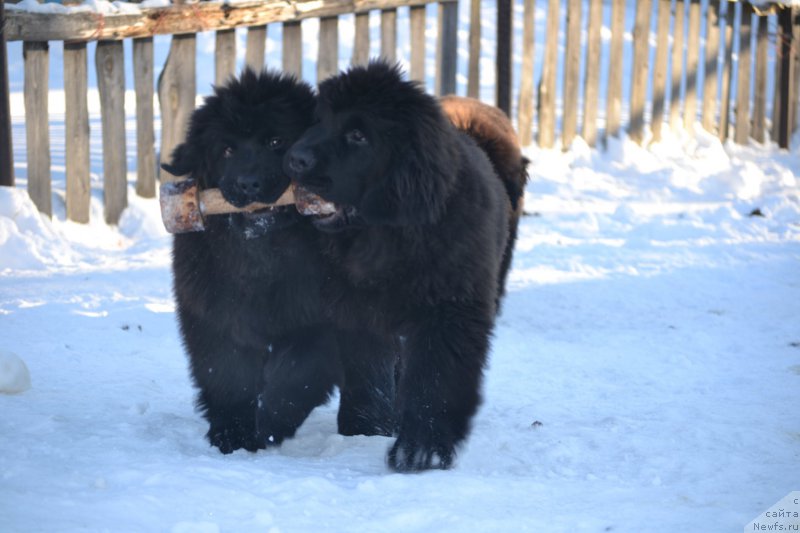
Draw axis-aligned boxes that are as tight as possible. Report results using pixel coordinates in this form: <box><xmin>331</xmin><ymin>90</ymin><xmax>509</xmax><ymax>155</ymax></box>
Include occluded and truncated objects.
<box><xmin>165</xmin><ymin>69</ymin><xmax>394</xmax><ymax>454</ymax></box>
<box><xmin>285</xmin><ymin>61</ymin><xmax>510</xmax><ymax>472</ymax></box>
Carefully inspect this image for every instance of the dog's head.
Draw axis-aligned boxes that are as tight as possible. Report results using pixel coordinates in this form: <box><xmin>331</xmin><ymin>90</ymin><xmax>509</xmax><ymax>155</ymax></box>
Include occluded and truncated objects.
<box><xmin>162</xmin><ymin>69</ymin><xmax>315</xmax><ymax>233</ymax></box>
<box><xmin>284</xmin><ymin>61</ymin><xmax>458</xmax><ymax>232</ymax></box>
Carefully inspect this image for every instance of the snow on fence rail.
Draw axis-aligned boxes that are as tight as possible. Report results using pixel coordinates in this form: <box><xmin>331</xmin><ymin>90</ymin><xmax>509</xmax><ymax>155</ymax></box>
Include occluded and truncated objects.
<box><xmin>0</xmin><ymin>0</ymin><xmax>799</xmax><ymax>226</ymax></box>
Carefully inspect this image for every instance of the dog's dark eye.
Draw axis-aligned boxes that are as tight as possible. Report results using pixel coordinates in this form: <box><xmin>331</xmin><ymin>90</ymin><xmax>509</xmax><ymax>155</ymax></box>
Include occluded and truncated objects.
<box><xmin>223</xmin><ymin>146</ymin><xmax>233</xmax><ymax>158</ymax></box>
<box><xmin>345</xmin><ymin>129</ymin><xmax>368</xmax><ymax>146</ymax></box>
<box><xmin>267</xmin><ymin>137</ymin><xmax>285</xmax><ymax>150</ymax></box>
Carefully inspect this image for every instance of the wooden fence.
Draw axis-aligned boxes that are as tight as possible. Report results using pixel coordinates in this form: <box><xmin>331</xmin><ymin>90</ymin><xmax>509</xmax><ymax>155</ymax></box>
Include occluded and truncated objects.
<box><xmin>1</xmin><ymin>0</ymin><xmax>799</xmax><ymax>226</ymax></box>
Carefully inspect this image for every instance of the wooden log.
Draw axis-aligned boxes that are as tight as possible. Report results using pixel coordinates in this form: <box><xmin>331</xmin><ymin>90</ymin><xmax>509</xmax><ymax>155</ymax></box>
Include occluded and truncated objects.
<box><xmin>629</xmin><ymin>0</ymin><xmax>653</xmax><ymax>145</ymax></box>
<box><xmin>5</xmin><ymin>0</ymin><xmax>454</xmax><ymax>43</ymax></box>
<box><xmin>380</xmin><ymin>9</ymin><xmax>397</xmax><ymax>62</ymax></box>
<box><xmin>734</xmin><ymin>3</ymin><xmax>752</xmax><ymax>144</ymax></box>
<box><xmin>517</xmin><ymin>0</ymin><xmax>535</xmax><ymax>146</ymax></box>
<box><xmin>702</xmin><ymin>0</ymin><xmax>721</xmax><ymax>134</ymax></box>
<box><xmin>158</xmin><ymin>33</ymin><xmax>196</xmax><ymax>184</ymax></box>
<box><xmin>318</xmin><ymin>16</ymin><xmax>338</xmax><ymax>82</ymax></box>
<box><xmin>215</xmin><ymin>29</ymin><xmax>236</xmax><ymax>85</ymax></box>
<box><xmin>435</xmin><ymin>1</ymin><xmax>457</xmax><ymax>96</ymax></box>
<box><xmin>23</xmin><ymin>41</ymin><xmax>51</xmax><ymax>216</ymax></box>
<box><xmin>562</xmin><ymin>0</ymin><xmax>581</xmax><ymax>149</ymax></box>
<box><xmin>669</xmin><ymin>0</ymin><xmax>685</xmax><ymax>130</ymax></box>
<box><xmin>245</xmin><ymin>24</ymin><xmax>266</xmax><ymax>70</ymax></box>
<box><xmin>684</xmin><ymin>0</ymin><xmax>701</xmax><ymax>132</ymax></box>
<box><xmin>409</xmin><ymin>6</ymin><xmax>425</xmax><ymax>82</ymax></box>
<box><xmin>283</xmin><ymin>21</ymin><xmax>303</xmax><ymax>77</ymax></box>
<box><xmin>96</xmin><ymin>40</ymin><xmax>128</xmax><ymax>225</ymax></box>
<box><xmin>496</xmin><ymin>0</ymin><xmax>511</xmax><ymax>114</ymax></box>
<box><xmin>352</xmin><ymin>12</ymin><xmax>370</xmax><ymax>66</ymax></box>
<box><xmin>650</xmin><ymin>0</ymin><xmax>670</xmax><ymax>143</ymax></box>
<box><xmin>133</xmin><ymin>37</ymin><xmax>155</xmax><ymax>198</ymax></box>
<box><xmin>719</xmin><ymin>1</ymin><xmax>735</xmax><ymax>142</ymax></box>
<box><xmin>751</xmin><ymin>14</ymin><xmax>768</xmax><ymax>143</ymax></box>
<box><xmin>64</xmin><ymin>42</ymin><xmax>90</xmax><ymax>223</ymax></box>
<box><xmin>582</xmin><ymin>0</ymin><xmax>602</xmax><ymax>147</ymax></box>
<box><xmin>538</xmin><ymin>0</ymin><xmax>559</xmax><ymax>148</ymax></box>
<box><xmin>467</xmin><ymin>0</ymin><xmax>480</xmax><ymax>98</ymax></box>
<box><xmin>605</xmin><ymin>0</ymin><xmax>624</xmax><ymax>142</ymax></box>
<box><xmin>0</xmin><ymin>0</ymin><xmax>13</xmax><ymax>187</ymax></box>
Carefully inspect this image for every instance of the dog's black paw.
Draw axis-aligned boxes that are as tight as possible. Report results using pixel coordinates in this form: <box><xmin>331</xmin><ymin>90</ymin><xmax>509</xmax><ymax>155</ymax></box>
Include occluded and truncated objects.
<box><xmin>207</xmin><ymin>423</ymin><xmax>265</xmax><ymax>454</ymax></box>
<box><xmin>387</xmin><ymin>428</ymin><xmax>456</xmax><ymax>472</ymax></box>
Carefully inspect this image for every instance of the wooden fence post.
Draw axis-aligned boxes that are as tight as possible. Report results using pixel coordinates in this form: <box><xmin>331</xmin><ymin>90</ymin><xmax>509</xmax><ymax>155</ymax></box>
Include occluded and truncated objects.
<box><xmin>23</xmin><ymin>41</ymin><xmax>51</xmax><ymax>216</ymax></box>
<box><xmin>684</xmin><ymin>0</ymin><xmax>701</xmax><ymax>132</ymax></box>
<box><xmin>409</xmin><ymin>7</ymin><xmax>425</xmax><ymax>82</ymax></box>
<box><xmin>318</xmin><ymin>16</ymin><xmax>338</xmax><ymax>82</ymax></box>
<box><xmin>215</xmin><ymin>29</ymin><xmax>236</xmax><ymax>85</ymax></box>
<box><xmin>517</xmin><ymin>0</ymin><xmax>535</xmax><ymax>146</ymax></box>
<box><xmin>436</xmin><ymin>1</ymin><xmax>457</xmax><ymax>96</ymax></box>
<box><xmin>702</xmin><ymin>1</ymin><xmax>721</xmax><ymax>134</ymax></box>
<box><xmin>791</xmin><ymin>7</ymin><xmax>800</xmax><ymax>135</ymax></box>
<box><xmin>582</xmin><ymin>0</ymin><xmax>602</xmax><ymax>147</ymax></box>
<box><xmin>751</xmin><ymin>14</ymin><xmax>768</xmax><ymax>143</ymax></box>
<box><xmin>133</xmin><ymin>37</ymin><xmax>155</xmax><ymax>198</ymax></box>
<box><xmin>650</xmin><ymin>0</ymin><xmax>670</xmax><ymax>143</ymax></box>
<box><xmin>734</xmin><ymin>3</ymin><xmax>752</xmax><ymax>144</ymax></box>
<box><xmin>776</xmin><ymin>6</ymin><xmax>794</xmax><ymax>148</ymax></box>
<box><xmin>64</xmin><ymin>42</ymin><xmax>90</xmax><ymax>223</ymax></box>
<box><xmin>96</xmin><ymin>40</ymin><xmax>127</xmax><ymax>225</ymax></box>
<box><xmin>467</xmin><ymin>0</ymin><xmax>481</xmax><ymax>98</ymax></box>
<box><xmin>719</xmin><ymin>1</ymin><xmax>735</xmax><ymax>142</ymax></box>
<box><xmin>0</xmin><ymin>0</ymin><xmax>13</xmax><ymax>187</ymax></box>
<box><xmin>158</xmin><ymin>33</ymin><xmax>196</xmax><ymax>183</ymax></box>
<box><xmin>381</xmin><ymin>9</ymin><xmax>397</xmax><ymax>63</ymax></box>
<box><xmin>562</xmin><ymin>0</ymin><xmax>581</xmax><ymax>149</ymax></box>
<box><xmin>629</xmin><ymin>0</ymin><xmax>653</xmax><ymax>144</ymax></box>
<box><xmin>245</xmin><ymin>25</ymin><xmax>266</xmax><ymax>71</ymax></box>
<box><xmin>496</xmin><ymin>0</ymin><xmax>511</xmax><ymax>114</ymax></box>
<box><xmin>538</xmin><ymin>0</ymin><xmax>560</xmax><ymax>148</ymax></box>
<box><xmin>669</xmin><ymin>0</ymin><xmax>685</xmax><ymax>130</ymax></box>
<box><xmin>605</xmin><ymin>0</ymin><xmax>624</xmax><ymax>142</ymax></box>
<box><xmin>283</xmin><ymin>22</ymin><xmax>303</xmax><ymax>77</ymax></box>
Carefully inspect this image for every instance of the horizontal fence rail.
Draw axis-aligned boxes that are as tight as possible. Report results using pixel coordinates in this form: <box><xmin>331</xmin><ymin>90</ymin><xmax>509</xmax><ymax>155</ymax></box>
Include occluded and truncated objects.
<box><xmin>1</xmin><ymin>0</ymin><xmax>799</xmax><ymax>227</ymax></box>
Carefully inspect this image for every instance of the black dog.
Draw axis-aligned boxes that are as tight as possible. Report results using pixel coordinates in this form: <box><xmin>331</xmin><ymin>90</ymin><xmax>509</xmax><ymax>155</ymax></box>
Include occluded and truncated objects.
<box><xmin>285</xmin><ymin>61</ymin><xmax>512</xmax><ymax>472</ymax></box>
<box><xmin>163</xmin><ymin>69</ymin><xmax>351</xmax><ymax>454</ymax></box>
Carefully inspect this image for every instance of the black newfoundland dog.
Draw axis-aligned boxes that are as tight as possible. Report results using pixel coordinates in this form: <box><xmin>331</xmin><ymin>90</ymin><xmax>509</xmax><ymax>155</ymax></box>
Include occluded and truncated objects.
<box><xmin>285</xmin><ymin>61</ymin><xmax>526</xmax><ymax>471</ymax></box>
<box><xmin>162</xmin><ymin>70</ymin><xmax>397</xmax><ymax>454</ymax></box>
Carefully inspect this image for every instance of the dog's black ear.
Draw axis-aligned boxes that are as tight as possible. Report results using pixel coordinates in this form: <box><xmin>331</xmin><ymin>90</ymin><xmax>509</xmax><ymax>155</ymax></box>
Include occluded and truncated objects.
<box><xmin>160</xmin><ymin>143</ymin><xmax>195</xmax><ymax>178</ymax></box>
<box><xmin>360</xmin><ymin>118</ymin><xmax>457</xmax><ymax>227</ymax></box>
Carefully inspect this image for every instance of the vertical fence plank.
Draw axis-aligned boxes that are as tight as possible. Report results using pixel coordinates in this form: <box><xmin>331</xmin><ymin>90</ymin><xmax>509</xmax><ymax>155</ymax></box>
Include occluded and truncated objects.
<box><xmin>318</xmin><ymin>16</ymin><xmax>338</xmax><ymax>82</ymax></box>
<box><xmin>381</xmin><ymin>9</ymin><xmax>397</xmax><ymax>62</ymax></box>
<box><xmin>215</xmin><ymin>29</ymin><xmax>236</xmax><ymax>85</ymax></box>
<box><xmin>734</xmin><ymin>3</ymin><xmax>753</xmax><ymax>144</ymax></box>
<box><xmin>669</xmin><ymin>0</ymin><xmax>685</xmax><ymax>130</ymax></box>
<box><xmin>582</xmin><ymin>0</ymin><xmax>602</xmax><ymax>147</ymax></box>
<box><xmin>775</xmin><ymin>7</ymin><xmax>792</xmax><ymax>148</ymax></box>
<box><xmin>436</xmin><ymin>1</ymin><xmax>457</xmax><ymax>96</ymax></box>
<box><xmin>538</xmin><ymin>0</ymin><xmax>560</xmax><ymax>148</ymax></box>
<box><xmin>64</xmin><ymin>42</ymin><xmax>90</xmax><ymax>223</ymax></box>
<box><xmin>702</xmin><ymin>1</ymin><xmax>721</xmax><ymax>134</ymax></box>
<box><xmin>0</xmin><ymin>0</ymin><xmax>13</xmax><ymax>187</ymax></box>
<box><xmin>684</xmin><ymin>0</ymin><xmax>701</xmax><ymax>131</ymax></box>
<box><xmin>791</xmin><ymin>7</ymin><xmax>800</xmax><ymax>135</ymax></box>
<box><xmin>517</xmin><ymin>0</ymin><xmax>535</xmax><ymax>146</ymax></box>
<box><xmin>158</xmin><ymin>34</ymin><xmax>196</xmax><ymax>183</ymax></box>
<box><xmin>352</xmin><ymin>13</ymin><xmax>369</xmax><ymax>67</ymax></box>
<box><xmin>650</xmin><ymin>0</ymin><xmax>670</xmax><ymax>143</ymax></box>
<box><xmin>133</xmin><ymin>37</ymin><xmax>155</xmax><ymax>199</ymax></box>
<box><xmin>605</xmin><ymin>0</ymin><xmax>624</xmax><ymax>141</ymax></box>
<box><xmin>245</xmin><ymin>25</ymin><xmax>266</xmax><ymax>71</ymax></box>
<box><xmin>719</xmin><ymin>1</ymin><xmax>735</xmax><ymax>142</ymax></box>
<box><xmin>96</xmin><ymin>40</ymin><xmax>127</xmax><ymax>225</ymax></box>
<box><xmin>467</xmin><ymin>0</ymin><xmax>481</xmax><ymax>98</ymax></box>
<box><xmin>283</xmin><ymin>22</ymin><xmax>303</xmax><ymax>77</ymax></box>
<box><xmin>496</xmin><ymin>0</ymin><xmax>511</xmax><ymax>113</ymax></box>
<box><xmin>751</xmin><ymin>14</ymin><xmax>768</xmax><ymax>143</ymax></box>
<box><xmin>629</xmin><ymin>0</ymin><xmax>653</xmax><ymax>144</ymax></box>
<box><xmin>562</xmin><ymin>0</ymin><xmax>581</xmax><ymax>149</ymax></box>
<box><xmin>23</xmin><ymin>41</ymin><xmax>51</xmax><ymax>216</ymax></box>
<box><xmin>409</xmin><ymin>6</ymin><xmax>426</xmax><ymax>82</ymax></box>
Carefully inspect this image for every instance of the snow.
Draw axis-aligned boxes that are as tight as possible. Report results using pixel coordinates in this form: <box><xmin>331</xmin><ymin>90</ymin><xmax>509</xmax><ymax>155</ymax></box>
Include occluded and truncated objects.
<box><xmin>0</xmin><ymin>350</ymin><xmax>31</xmax><ymax>393</ymax></box>
<box><xmin>2</xmin><ymin>1</ymin><xmax>800</xmax><ymax>531</ymax></box>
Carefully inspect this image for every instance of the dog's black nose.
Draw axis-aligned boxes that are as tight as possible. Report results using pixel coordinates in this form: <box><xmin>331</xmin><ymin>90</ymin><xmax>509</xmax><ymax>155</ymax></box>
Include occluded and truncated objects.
<box><xmin>285</xmin><ymin>148</ymin><xmax>316</xmax><ymax>176</ymax></box>
<box><xmin>236</xmin><ymin>175</ymin><xmax>262</xmax><ymax>197</ymax></box>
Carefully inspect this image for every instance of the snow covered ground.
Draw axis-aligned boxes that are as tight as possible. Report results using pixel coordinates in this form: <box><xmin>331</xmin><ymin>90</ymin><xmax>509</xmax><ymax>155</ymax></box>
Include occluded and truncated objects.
<box><xmin>2</xmin><ymin>1</ymin><xmax>800</xmax><ymax>531</ymax></box>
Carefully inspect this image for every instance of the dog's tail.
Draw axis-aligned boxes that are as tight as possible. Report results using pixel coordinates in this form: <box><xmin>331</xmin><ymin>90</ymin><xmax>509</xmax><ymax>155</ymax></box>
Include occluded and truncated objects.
<box><xmin>440</xmin><ymin>96</ymin><xmax>529</xmax><ymax>309</ymax></box>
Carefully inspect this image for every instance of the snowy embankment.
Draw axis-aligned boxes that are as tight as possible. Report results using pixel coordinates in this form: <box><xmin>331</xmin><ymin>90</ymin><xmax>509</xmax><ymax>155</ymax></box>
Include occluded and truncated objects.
<box><xmin>1</xmin><ymin>124</ymin><xmax>798</xmax><ymax>531</ymax></box>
